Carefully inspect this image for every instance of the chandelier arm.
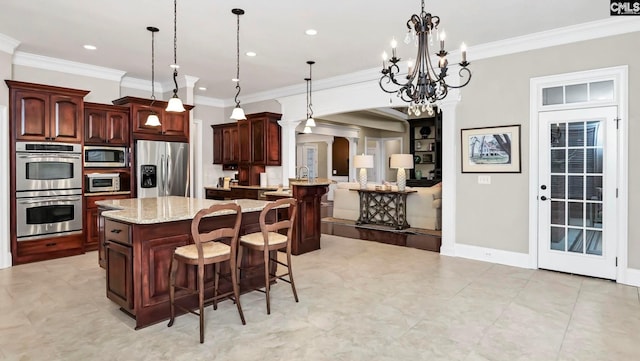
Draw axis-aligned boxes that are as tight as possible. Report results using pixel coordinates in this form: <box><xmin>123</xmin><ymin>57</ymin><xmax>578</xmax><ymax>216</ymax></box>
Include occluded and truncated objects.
<box><xmin>441</xmin><ymin>67</ymin><xmax>472</xmax><ymax>89</ymax></box>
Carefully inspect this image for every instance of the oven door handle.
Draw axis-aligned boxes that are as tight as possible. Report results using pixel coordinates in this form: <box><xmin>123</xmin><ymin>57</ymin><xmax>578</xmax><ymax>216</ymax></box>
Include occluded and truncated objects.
<box><xmin>17</xmin><ymin>196</ymin><xmax>82</xmax><ymax>204</ymax></box>
<box><xmin>17</xmin><ymin>154</ymin><xmax>81</xmax><ymax>159</ymax></box>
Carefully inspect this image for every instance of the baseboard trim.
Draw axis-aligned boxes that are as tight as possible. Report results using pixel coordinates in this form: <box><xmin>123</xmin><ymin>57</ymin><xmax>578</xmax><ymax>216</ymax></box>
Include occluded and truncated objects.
<box><xmin>620</xmin><ymin>267</ymin><xmax>640</xmax><ymax>287</ymax></box>
<box><xmin>454</xmin><ymin>243</ymin><xmax>533</xmax><ymax>269</ymax></box>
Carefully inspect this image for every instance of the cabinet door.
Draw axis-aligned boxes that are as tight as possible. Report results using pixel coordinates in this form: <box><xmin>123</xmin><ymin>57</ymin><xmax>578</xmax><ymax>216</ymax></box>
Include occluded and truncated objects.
<box><xmin>50</xmin><ymin>94</ymin><xmax>83</xmax><ymax>142</ymax></box>
<box><xmin>212</xmin><ymin>125</ymin><xmax>223</xmax><ymax>164</ymax></box>
<box><xmin>106</xmin><ymin>110</ymin><xmax>129</xmax><ymax>145</ymax></box>
<box><xmin>85</xmin><ymin>207</ymin><xmax>100</xmax><ymax>251</ymax></box>
<box><xmin>251</xmin><ymin>117</ymin><xmax>266</xmax><ymax>164</ymax></box>
<box><xmin>85</xmin><ymin>108</ymin><xmax>107</xmax><ymax>143</ymax></box>
<box><xmin>132</xmin><ymin>104</ymin><xmax>164</xmax><ymax>135</ymax></box>
<box><xmin>237</xmin><ymin>120</ymin><xmax>251</xmax><ymax>163</ymax></box>
<box><xmin>162</xmin><ymin>111</ymin><xmax>189</xmax><ymax>141</ymax></box>
<box><xmin>105</xmin><ymin>240</ymin><xmax>134</xmax><ymax>311</ymax></box>
<box><xmin>229</xmin><ymin>126</ymin><xmax>239</xmax><ymax>163</ymax></box>
<box><xmin>266</xmin><ymin>118</ymin><xmax>281</xmax><ymax>165</ymax></box>
<box><xmin>13</xmin><ymin>90</ymin><xmax>50</xmax><ymax>141</ymax></box>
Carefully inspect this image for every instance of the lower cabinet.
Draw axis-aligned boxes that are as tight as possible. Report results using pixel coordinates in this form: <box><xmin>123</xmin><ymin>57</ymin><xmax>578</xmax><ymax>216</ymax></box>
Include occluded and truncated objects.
<box><xmin>205</xmin><ymin>187</ymin><xmax>268</xmax><ymax>200</ymax></box>
<box><xmin>85</xmin><ymin>194</ymin><xmax>130</xmax><ymax>266</ymax></box>
<box><xmin>105</xmin><ymin>240</ymin><xmax>133</xmax><ymax>312</ymax></box>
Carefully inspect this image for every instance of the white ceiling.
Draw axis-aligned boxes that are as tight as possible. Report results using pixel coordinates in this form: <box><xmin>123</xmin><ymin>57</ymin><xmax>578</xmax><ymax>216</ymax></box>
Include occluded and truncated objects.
<box><xmin>0</xmin><ymin>0</ymin><xmax>608</xmax><ymax>103</ymax></box>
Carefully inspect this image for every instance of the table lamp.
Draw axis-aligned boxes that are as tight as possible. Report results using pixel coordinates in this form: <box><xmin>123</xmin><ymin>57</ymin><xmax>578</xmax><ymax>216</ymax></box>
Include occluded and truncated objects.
<box><xmin>353</xmin><ymin>154</ymin><xmax>374</xmax><ymax>189</ymax></box>
<box><xmin>390</xmin><ymin>154</ymin><xmax>414</xmax><ymax>191</ymax></box>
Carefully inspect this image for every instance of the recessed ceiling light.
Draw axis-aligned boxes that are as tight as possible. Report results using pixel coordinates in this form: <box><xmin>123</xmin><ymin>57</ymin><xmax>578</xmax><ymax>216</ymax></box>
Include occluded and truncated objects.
<box><xmin>245</xmin><ymin>51</ymin><xmax>256</xmax><ymax>57</ymax></box>
<box><xmin>198</xmin><ymin>86</ymin><xmax>207</xmax><ymax>91</ymax></box>
<box><xmin>83</xmin><ymin>44</ymin><xmax>97</xmax><ymax>50</ymax></box>
<box><xmin>305</xmin><ymin>29</ymin><xmax>318</xmax><ymax>36</ymax></box>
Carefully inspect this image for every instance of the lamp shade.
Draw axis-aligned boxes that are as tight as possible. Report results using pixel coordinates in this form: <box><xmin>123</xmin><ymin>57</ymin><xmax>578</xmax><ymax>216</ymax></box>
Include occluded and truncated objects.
<box><xmin>230</xmin><ymin>106</ymin><xmax>246</xmax><ymax>120</ymax></box>
<box><xmin>390</xmin><ymin>154</ymin><xmax>414</xmax><ymax>169</ymax></box>
<box><xmin>166</xmin><ymin>96</ymin><xmax>185</xmax><ymax>112</ymax></box>
<box><xmin>145</xmin><ymin>113</ymin><xmax>161</xmax><ymax>127</ymax></box>
<box><xmin>353</xmin><ymin>154</ymin><xmax>374</xmax><ymax>169</ymax></box>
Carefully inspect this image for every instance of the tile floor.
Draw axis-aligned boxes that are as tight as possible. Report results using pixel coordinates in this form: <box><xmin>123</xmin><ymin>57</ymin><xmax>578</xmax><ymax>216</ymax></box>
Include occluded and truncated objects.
<box><xmin>1</xmin><ymin>235</ymin><xmax>639</xmax><ymax>361</ymax></box>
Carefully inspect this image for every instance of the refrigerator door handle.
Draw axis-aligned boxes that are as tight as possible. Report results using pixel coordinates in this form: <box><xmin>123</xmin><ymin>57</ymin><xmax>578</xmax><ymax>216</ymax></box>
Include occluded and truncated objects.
<box><xmin>159</xmin><ymin>154</ymin><xmax>165</xmax><ymax>196</ymax></box>
<box><xmin>166</xmin><ymin>153</ymin><xmax>171</xmax><ymax>196</ymax></box>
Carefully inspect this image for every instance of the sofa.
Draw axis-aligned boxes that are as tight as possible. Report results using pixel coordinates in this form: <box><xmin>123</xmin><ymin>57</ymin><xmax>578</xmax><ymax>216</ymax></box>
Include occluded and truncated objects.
<box><xmin>330</xmin><ymin>182</ymin><xmax>442</xmax><ymax>230</ymax></box>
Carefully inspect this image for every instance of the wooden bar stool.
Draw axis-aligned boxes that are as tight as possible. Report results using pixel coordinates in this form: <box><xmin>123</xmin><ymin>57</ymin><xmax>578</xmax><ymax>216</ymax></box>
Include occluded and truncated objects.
<box><xmin>167</xmin><ymin>203</ymin><xmax>246</xmax><ymax>343</ymax></box>
<box><xmin>238</xmin><ymin>198</ymin><xmax>298</xmax><ymax>315</ymax></box>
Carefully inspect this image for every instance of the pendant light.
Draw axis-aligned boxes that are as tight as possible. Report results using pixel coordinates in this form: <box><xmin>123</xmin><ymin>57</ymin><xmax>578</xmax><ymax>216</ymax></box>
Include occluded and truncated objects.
<box><xmin>145</xmin><ymin>26</ymin><xmax>161</xmax><ymax>127</ymax></box>
<box><xmin>230</xmin><ymin>8</ymin><xmax>247</xmax><ymax>120</ymax></box>
<box><xmin>305</xmin><ymin>60</ymin><xmax>316</xmax><ymax>128</ymax></box>
<box><xmin>303</xmin><ymin>76</ymin><xmax>312</xmax><ymax>134</ymax></box>
<box><xmin>166</xmin><ymin>0</ymin><xmax>185</xmax><ymax>112</ymax></box>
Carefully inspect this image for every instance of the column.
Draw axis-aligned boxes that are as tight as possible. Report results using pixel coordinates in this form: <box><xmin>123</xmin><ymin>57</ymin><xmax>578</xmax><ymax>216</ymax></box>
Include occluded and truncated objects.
<box><xmin>438</xmin><ymin>92</ymin><xmax>460</xmax><ymax>256</ymax></box>
<box><xmin>325</xmin><ymin>138</ymin><xmax>334</xmax><ymax>179</ymax></box>
<box><xmin>278</xmin><ymin>119</ymin><xmax>303</xmax><ymax>187</ymax></box>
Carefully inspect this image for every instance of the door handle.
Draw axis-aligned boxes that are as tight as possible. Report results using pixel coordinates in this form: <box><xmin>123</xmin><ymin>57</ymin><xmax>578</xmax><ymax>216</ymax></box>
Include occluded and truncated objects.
<box><xmin>540</xmin><ymin>196</ymin><xmax>547</xmax><ymax>201</ymax></box>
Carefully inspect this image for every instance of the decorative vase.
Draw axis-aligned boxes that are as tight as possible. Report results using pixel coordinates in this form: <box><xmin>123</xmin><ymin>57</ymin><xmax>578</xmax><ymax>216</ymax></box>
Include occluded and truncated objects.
<box><xmin>397</xmin><ymin>168</ymin><xmax>407</xmax><ymax>191</ymax></box>
<box><xmin>415</xmin><ymin>170</ymin><xmax>422</xmax><ymax>180</ymax></box>
<box><xmin>414</xmin><ymin>155</ymin><xmax>421</xmax><ymax>164</ymax></box>
<box><xmin>420</xmin><ymin>126</ymin><xmax>431</xmax><ymax>139</ymax></box>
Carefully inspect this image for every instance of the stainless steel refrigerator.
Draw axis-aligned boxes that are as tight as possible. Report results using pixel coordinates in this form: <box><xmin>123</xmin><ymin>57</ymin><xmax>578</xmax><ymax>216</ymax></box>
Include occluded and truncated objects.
<box><xmin>136</xmin><ymin>140</ymin><xmax>189</xmax><ymax>198</ymax></box>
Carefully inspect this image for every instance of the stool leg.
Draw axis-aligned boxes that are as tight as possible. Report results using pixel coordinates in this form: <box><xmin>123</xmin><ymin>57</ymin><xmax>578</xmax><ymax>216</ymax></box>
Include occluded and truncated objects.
<box><xmin>264</xmin><ymin>248</ymin><xmax>271</xmax><ymax>315</ymax></box>
<box><xmin>230</xmin><ymin>251</ymin><xmax>246</xmax><ymax>325</ymax></box>
<box><xmin>286</xmin><ymin>248</ymin><xmax>299</xmax><ymax>303</ymax></box>
<box><xmin>213</xmin><ymin>263</ymin><xmax>220</xmax><ymax>310</ymax></box>
<box><xmin>198</xmin><ymin>264</ymin><xmax>205</xmax><ymax>344</ymax></box>
<box><xmin>167</xmin><ymin>256</ymin><xmax>178</xmax><ymax>327</ymax></box>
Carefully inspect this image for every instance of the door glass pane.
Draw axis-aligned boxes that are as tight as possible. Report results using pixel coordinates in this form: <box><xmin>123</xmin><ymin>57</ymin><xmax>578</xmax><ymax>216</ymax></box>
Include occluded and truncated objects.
<box><xmin>566</xmin><ymin>83</ymin><xmax>588</xmax><ymax>103</ymax></box>
<box><xmin>568</xmin><ymin>122</ymin><xmax>584</xmax><ymax>146</ymax></box>
<box><xmin>568</xmin><ymin>149</ymin><xmax>584</xmax><ymax>173</ymax></box>
<box><xmin>568</xmin><ymin>176</ymin><xmax>583</xmax><ymax>200</ymax></box>
<box><xmin>543</xmin><ymin>86</ymin><xmax>564</xmax><ymax>105</ymax></box>
<box><xmin>568</xmin><ymin>202</ymin><xmax>583</xmax><ymax>227</ymax></box>
<box><xmin>551</xmin><ymin>175</ymin><xmax>565</xmax><ymax>199</ymax></box>
<box><xmin>551</xmin><ymin>123</ymin><xmax>565</xmax><ymax>147</ymax></box>
<box><xmin>589</xmin><ymin>80</ymin><xmax>614</xmax><ymax>101</ymax></box>
<box><xmin>586</xmin><ymin>202</ymin><xmax>602</xmax><ymax>229</ymax></box>
<box><xmin>586</xmin><ymin>149</ymin><xmax>603</xmax><ymax>173</ymax></box>
<box><xmin>585</xmin><ymin>230</ymin><xmax>602</xmax><ymax>255</ymax></box>
<box><xmin>567</xmin><ymin>228</ymin><xmax>583</xmax><ymax>253</ymax></box>
<box><xmin>586</xmin><ymin>176</ymin><xmax>602</xmax><ymax>200</ymax></box>
<box><xmin>550</xmin><ymin>226</ymin><xmax>565</xmax><ymax>251</ymax></box>
<box><xmin>551</xmin><ymin>149</ymin><xmax>566</xmax><ymax>173</ymax></box>
<box><xmin>551</xmin><ymin>201</ymin><xmax>565</xmax><ymax>225</ymax></box>
<box><xmin>586</xmin><ymin>121</ymin><xmax>602</xmax><ymax>146</ymax></box>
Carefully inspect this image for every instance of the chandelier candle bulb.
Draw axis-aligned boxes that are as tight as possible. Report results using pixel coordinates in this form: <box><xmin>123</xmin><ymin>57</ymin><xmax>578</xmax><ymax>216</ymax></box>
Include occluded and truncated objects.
<box><xmin>391</xmin><ymin>38</ymin><xmax>397</xmax><ymax>58</ymax></box>
<box><xmin>440</xmin><ymin>30</ymin><xmax>446</xmax><ymax>51</ymax></box>
<box><xmin>461</xmin><ymin>42</ymin><xmax>467</xmax><ymax>63</ymax></box>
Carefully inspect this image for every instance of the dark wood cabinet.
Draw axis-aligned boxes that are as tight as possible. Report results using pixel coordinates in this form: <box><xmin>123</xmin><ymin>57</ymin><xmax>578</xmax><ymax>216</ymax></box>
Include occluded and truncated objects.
<box><xmin>212</xmin><ymin>123</ymin><xmax>239</xmax><ymax>166</ymax></box>
<box><xmin>290</xmin><ymin>183</ymin><xmax>328</xmax><ymax>255</ymax></box>
<box><xmin>409</xmin><ymin>111</ymin><xmax>442</xmax><ymax>182</ymax></box>
<box><xmin>84</xmin><ymin>102</ymin><xmax>130</xmax><ymax>145</ymax></box>
<box><xmin>247</xmin><ymin>112</ymin><xmax>281</xmax><ymax>166</ymax></box>
<box><xmin>6</xmin><ymin>80</ymin><xmax>88</xmax><ymax>143</ymax></box>
<box><xmin>238</xmin><ymin>119</ymin><xmax>251</xmax><ymax>164</ymax></box>
<box><xmin>105</xmin><ymin>222</ymin><xmax>134</xmax><ymax>311</ymax></box>
<box><xmin>86</xmin><ymin>194</ymin><xmax>131</xmax><ymax>265</ymax></box>
<box><xmin>112</xmin><ymin>96</ymin><xmax>193</xmax><ymax>143</ymax></box>
<box><xmin>204</xmin><ymin>187</ymin><xmax>269</xmax><ymax>200</ymax></box>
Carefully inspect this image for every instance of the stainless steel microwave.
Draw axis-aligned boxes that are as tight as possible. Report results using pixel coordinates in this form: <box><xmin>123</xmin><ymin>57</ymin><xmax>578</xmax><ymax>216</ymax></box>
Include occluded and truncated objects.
<box><xmin>84</xmin><ymin>146</ymin><xmax>127</xmax><ymax>168</ymax></box>
<box><xmin>86</xmin><ymin>173</ymin><xmax>121</xmax><ymax>192</ymax></box>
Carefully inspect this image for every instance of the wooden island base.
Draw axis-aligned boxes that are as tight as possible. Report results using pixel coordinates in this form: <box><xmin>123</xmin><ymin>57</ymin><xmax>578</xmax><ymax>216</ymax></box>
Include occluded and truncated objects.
<box><xmin>98</xmin><ymin>197</ymin><xmax>276</xmax><ymax>329</ymax></box>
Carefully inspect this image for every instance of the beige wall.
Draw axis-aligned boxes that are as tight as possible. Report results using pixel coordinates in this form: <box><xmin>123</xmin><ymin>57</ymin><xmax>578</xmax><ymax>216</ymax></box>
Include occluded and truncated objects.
<box><xmin>0</xmin><ymin>52</ymin><xmax>11</xmax><ymax>107</ymax></box>
<box><xmin>456</xmin><ymin>32</ymin><xmax>640</xmax><ymax>266</ymax></box>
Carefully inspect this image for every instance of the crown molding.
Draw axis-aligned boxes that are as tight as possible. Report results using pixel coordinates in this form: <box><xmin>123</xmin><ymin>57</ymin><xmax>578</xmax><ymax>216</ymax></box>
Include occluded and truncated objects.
<box><xmin>0</xmin><ymin>33</ymin><xmax>20</xmax><ymax>55</ymax></box>
<box><xmin>13</xmin><ymin>51</ymin><xmax>126</xmax><ymax>81</ymax></box>
<box><xmin>120</xmin><ymin>76</ymin><xmax>166</xmax><ymax>94</ymax></box>
<box><xmin>194</xmin><ymin>95</ymin><xmax>225</xmax><ymax>108</ymax></box>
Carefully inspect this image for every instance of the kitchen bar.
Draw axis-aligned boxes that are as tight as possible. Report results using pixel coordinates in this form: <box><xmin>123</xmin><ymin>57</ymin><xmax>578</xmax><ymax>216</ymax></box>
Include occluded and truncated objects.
<box><xmin>97</xmin><ymin>196</ymin><xmax>277</xmax><ymax>329</ymax></box>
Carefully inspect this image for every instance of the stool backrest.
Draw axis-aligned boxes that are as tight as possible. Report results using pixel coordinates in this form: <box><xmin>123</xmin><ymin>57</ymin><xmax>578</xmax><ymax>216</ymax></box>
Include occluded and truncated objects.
<box><xmin>259</xmin><ymin>198</ymin><xmax>297</xmax><ymax>244</ymax></box>
<box><xmin>191</xmin><ymin>203</ymin><xmax>242</xmax><ymax>262</ymax></box>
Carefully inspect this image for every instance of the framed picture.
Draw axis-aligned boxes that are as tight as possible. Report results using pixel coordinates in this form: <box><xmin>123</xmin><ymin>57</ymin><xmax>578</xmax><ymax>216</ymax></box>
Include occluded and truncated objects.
<box><xmin>461</xmin><ymin>125</ymin><xmax>521</xmax><ymax>173</ymax></box>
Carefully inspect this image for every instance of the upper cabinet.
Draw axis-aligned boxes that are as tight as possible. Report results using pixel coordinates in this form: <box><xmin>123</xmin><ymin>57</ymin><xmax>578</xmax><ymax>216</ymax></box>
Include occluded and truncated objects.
<box><xmin>84</xmin><ymin>102</ymin><xmax>130</xmax><ymax>145</ymax></box>
<box><xmin>6</xmin><ymin>80</ymin><xmax>89</xmax><ymax>143</ymax></box>
<box><xmin>212</xmin><ymin>123</ymin><xmax>239</xmax><ymax>167</ymax></box>
<box><xmin>248</xmin><ymin>112</ymin><xmax>282</xmax><ymax>166</ymax></box>
<box><xmin>112</xmin><ymin>96</ymin><xmax>194</xmax><ymax>143</ymax></box>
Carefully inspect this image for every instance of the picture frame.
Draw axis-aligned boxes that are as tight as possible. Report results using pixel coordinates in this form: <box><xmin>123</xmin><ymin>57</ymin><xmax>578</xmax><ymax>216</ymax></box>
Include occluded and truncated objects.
<box><xmin>461</xmin><ymin>125</ymin><xmax>521</xmax><ymax>173</ymax></box>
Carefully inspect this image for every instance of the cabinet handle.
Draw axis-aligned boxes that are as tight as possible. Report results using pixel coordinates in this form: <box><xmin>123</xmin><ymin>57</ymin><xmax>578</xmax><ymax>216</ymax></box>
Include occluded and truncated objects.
<box><xmin>110</xmin><ymin>229</ymin><xmax>122</xmax><ymax>234</ymax></box>
<box><xmin>103</xmin><ymin>242</ymin><xmax>109</xmax><ymax>247</ymax></box>
<box><xmin>46</xmin><ymin>242</ymin><xmax>57</xmax><ymax>247</ymax></box>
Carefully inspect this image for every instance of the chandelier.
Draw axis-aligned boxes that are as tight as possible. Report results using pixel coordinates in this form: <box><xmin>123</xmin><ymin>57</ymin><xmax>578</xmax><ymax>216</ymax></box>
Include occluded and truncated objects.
<box><xmin>379</xmin><ymin>0</ymin><xmax>471</xmax><ymax>116</ymax></box>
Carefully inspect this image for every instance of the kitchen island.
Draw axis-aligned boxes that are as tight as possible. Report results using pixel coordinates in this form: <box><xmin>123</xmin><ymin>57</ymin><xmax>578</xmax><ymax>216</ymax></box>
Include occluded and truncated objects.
<box><xmin>96</xmin><ymin>196</ymin><xmax>276</xmax><ymax>329</ymax></box>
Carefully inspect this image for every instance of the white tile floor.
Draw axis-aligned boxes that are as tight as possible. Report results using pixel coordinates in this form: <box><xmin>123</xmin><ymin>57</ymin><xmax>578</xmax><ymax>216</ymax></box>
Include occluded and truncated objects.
<box><xmin>1</xmin><ymin>235</ymin><xmax>639</xmax><ymax>360</ymax></box>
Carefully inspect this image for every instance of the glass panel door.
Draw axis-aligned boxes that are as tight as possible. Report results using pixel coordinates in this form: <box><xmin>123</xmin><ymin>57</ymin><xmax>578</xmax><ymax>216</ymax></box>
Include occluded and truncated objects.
<box><xmin>538</xmin><ymin>107</ymin><xmax>617</xmax><ymax>279</ymax></box>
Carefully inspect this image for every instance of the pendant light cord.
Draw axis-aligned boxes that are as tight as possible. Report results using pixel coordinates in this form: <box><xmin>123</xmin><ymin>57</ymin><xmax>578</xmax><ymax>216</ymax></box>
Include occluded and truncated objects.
<box><xmin>234</xmin><ymin>11</ymin><xmax>242</xmax><ymax>107</ymax></box>
<box><xmin>308</xmin><ymin>62</ymin><xmax>313</xmax><ymax>118</ymax></box>
<box><xmin>172</xmin><ymin>0</ymin><xmax>179</xmax><ymax>97</ymax></box>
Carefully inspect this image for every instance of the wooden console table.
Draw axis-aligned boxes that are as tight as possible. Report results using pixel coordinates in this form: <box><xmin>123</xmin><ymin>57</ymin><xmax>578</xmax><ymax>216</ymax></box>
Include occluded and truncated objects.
<box><xmin>353</xmin><ymin>189</ymin><xmax>416</xmax><ymax>230</ymax></box>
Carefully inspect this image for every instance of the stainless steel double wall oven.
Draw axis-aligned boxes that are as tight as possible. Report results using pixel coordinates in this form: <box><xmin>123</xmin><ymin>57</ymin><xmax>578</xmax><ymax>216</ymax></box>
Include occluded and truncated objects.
<box><xmin>15</xmin><ymin>142</ymin><xmax>83</xmax><ymax>241</ymax></box>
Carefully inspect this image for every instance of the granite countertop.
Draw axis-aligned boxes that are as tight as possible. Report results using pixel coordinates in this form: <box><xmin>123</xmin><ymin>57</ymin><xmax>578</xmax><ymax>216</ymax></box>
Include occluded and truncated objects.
<box><xmin>289</xmin><ymin>178</ymin><xmax>334</xmax><ymax>186</ymax></box>
<box><xmin>263</xmin><ymin>190</ymin><xmax>293</xmax><ymax>197</ymax></box>
<box><xmin>96</xmin><ymin>196</ymin><xmax>272</xmax><ymax>224</ymax></box>
<box><xmin>203</xmin><ymin>185</ymin><xmax>280</xmax><ymax>191</ymax></box>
